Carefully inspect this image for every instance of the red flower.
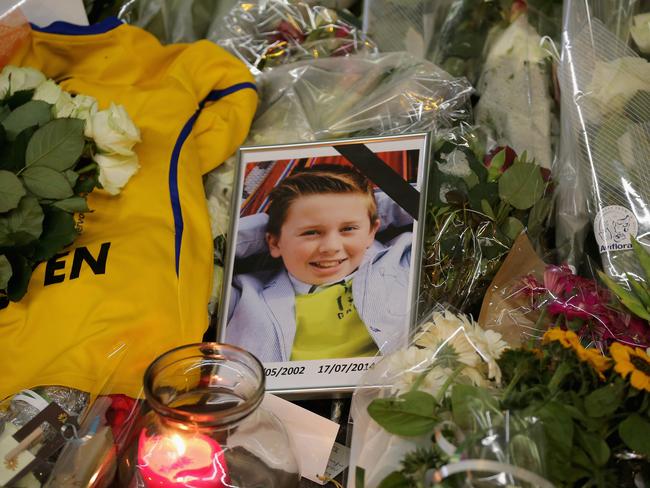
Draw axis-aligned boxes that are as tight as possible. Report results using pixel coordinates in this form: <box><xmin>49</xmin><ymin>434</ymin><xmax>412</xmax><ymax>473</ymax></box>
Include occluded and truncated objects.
<box><xmin>270</xmin><ymin>20</ymin><xmax>305</xmax><ymax>44</ymax></box>
<box><xmin>484</xmin><ymin>146</ymin><xmax>517</xmax><ymax>173</ymax></box>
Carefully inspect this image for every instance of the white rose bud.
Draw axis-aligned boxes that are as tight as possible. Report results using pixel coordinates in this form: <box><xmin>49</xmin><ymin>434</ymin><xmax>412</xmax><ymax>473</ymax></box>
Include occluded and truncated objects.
<box><xmin>1</xmin><ymin>66</ymin><xmax>46</xmax><ymax>96</ymax></box>
<box><xmin>53</xmin><ymin>91</ymin><xmax>76</xmax><ymax>118</ymax></box>
<box><xmin>94</xmin><ymin>151</ymin><xmax>141</xmax><ymax>195</ymax></box>
<box><xmin>88</xmin><ymin>103</ymin><xmax>141</xmax><ymax>156</ymax></box>
<box><xmin>70</xmin><ymin>95</ymin><xmax>98</xmax><ymax>124</ymax></box>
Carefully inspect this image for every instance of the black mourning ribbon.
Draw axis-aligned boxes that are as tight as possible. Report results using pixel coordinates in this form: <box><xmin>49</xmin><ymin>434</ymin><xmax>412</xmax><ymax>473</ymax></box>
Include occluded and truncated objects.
<box><xmin>333</xmin><ymin>143</ymin><xmax>420</xmax><ymax>220</ymax></box>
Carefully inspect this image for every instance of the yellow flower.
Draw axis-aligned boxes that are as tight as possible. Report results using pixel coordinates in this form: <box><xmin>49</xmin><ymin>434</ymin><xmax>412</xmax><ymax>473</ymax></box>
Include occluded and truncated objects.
<box><xmin>543</xmin><ymin>328</ymin><xmax>611</xmax><ymax>379</ymax></box>
<box><xmin>611</xmin><ymin>342</ymin><xmax>650</xmax><ymax>392</ymax></box>
<box><xmin>543</xmin><ymin>328</ymin><xmax>581</xmax><ymax>349</ymax></box>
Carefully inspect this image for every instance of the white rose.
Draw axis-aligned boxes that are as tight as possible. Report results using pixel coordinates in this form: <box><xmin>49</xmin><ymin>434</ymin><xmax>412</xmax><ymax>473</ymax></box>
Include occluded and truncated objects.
<box><xmin>33</xmin><ymin>79</ymin><xmax>63</xmax><ymax>104</ymax></box>
<box><xmin>87</xmin><ymin>103</ymin><xmax>141</xmax><ymax>155</ymax></box>
<box><xmin>0</xmin><ymin>66</ymin><xmax>47</xmax><ymax>96</ymax></box>
<box><xmin>94</xmin><ymin>151</ymin><xmax>140</xmax><ymax>195</ymax></box>
<box><xmin>587</xmin><ymin>57</ymin><xmax>650</xmax><ymax>107</ymax></box>
<box><xmin>70</xmin><ymin>95</ymin><xmax>98</xmax><ymax>125</ymax></box>
<box><xmin>485</xmin><ymin>15</ymin><xmax>549</xmax><ymax>65</ymax></box>
<box><xmin>53</xmin><ymin>91</ymin><xmax>75</xmax><ymax>118</ymax></box>
<box><xmin>631</xmin><ymin>12</ymin><xmax>650</xmax><ymax>54</ymax></box>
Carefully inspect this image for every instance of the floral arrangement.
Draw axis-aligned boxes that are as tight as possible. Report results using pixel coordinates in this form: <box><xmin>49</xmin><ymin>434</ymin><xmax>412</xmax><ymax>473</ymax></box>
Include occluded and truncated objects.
<box><xmin>354</xmin><ymin>320</ymin><xmax>650</xmax><ymax>487</ymax></box>
<box><xmin>419</xmin><ymin>132</ymin><xmax>552</xmax><ymax>314</ymax></box>
<box><xmin>0</xmin><ymin>65</ymin><xmax>140</xmax><ymax>307</ymax></box>
<box><xmin>212</xmin><ymin>0</ymin><xmax>377</xmax><ymax>74</ymax></box>
<box><xmin>516</xmin><ymin>237</ymin><xmax>650</xmax><ymax>349</ymax></box>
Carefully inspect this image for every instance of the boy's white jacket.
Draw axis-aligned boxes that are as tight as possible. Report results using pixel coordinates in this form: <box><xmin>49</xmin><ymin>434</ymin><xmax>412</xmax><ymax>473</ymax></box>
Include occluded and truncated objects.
<box><xmin>225</xmin><ymin>212</ymin><xmax>412</xmax><ymax>362</ymax></box>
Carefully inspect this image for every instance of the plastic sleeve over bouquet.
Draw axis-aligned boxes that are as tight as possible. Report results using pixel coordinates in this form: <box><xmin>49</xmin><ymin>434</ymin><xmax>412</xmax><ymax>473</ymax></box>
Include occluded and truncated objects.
<box><xmin>347</xmin><ymin>307</ymin><xmax>552</xmax><ymax>488</ymax></box>
<box><xmin>205</xmin><ymin>0</ymin><xmax>377</xmax><ymax>75</ymax></box>
<box><xmin>556</xmin><ymin>0</ymin><xmax>650</xmax><ymax>279</ymax></box>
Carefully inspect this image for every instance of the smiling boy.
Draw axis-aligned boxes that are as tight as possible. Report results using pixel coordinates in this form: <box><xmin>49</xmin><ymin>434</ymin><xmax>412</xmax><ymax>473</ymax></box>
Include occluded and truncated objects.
<box><xmin>226</xmin><ymin>165</ymin><xmax>412</xmax><ymax>362</ymax></box>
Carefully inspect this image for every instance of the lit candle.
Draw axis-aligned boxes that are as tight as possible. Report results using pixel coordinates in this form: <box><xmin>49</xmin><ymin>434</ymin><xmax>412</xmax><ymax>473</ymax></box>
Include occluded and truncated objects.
<box><xmin>137</xmin><ymin>429</ymin><xmax>230</xmax><ymax>487</ymax></box>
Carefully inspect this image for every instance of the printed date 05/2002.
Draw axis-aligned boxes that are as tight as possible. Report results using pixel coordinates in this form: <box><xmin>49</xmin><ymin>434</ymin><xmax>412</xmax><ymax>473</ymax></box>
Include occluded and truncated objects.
<box><xmin>317</xmin><ymin>362</ymin><xmax>374</xmax><ymax>375</ymax></box>
<box><xmin>264</xmin><ymin>366</ymin><xmax>306</xmax><ymax>378</ymax></box>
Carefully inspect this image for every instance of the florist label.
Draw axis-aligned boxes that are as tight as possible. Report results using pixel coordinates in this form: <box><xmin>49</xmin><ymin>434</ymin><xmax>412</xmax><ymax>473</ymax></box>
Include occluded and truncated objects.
<box><xmin>594</xmin><ymin>205</ymin><xmax>639</xmax><ymax>254</ymax></box>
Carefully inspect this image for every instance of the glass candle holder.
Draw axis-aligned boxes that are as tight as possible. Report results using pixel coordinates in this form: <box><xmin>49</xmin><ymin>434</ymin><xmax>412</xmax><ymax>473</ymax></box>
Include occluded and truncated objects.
<box><xmin>120</xmin><ymin>343</ymin><xmax>300</xmax><ymax>487</ymax></box>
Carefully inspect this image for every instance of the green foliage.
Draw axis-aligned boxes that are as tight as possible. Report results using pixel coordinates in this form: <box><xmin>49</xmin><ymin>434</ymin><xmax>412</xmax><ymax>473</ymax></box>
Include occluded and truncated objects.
<box><xmin>371</xmin><ymin>335</ymin><xmax>650</xmax><ymax>488</ymax></box>
<box><xmin>0</xmin><ymin>92</ymin><xmax>99</xmax><ymax>307</ymax></box>
<box><xmin>598</xmin><ymin>238</ymin><xmax>650</xmax><ymax>321</ymax></box>
<box><xmin>368</xmin><ymin>390</ymin><xmax>438</xmax><ymax>436</ymax></box>
<box><xmin>420</xmin><ymin>131</ymin><xmax>552</xmax><ymax>313</ymax></box>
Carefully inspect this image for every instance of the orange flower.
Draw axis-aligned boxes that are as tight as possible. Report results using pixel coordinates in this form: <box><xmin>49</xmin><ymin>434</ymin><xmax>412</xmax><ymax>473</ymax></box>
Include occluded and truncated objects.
<box><xmin>611</xmin><ymin>342</ymin><xmax>650</xmax><ymax>392</ymax></box>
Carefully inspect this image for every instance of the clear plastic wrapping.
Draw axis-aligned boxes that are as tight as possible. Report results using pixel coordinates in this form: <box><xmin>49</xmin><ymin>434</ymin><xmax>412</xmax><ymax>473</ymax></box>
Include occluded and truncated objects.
<box><xmin>556</xmin><ymin>0</ymin><xmax>650</xmax><ymax>279</ymax></box>
<box><xmin>479</xmin><ymin>233</ymin><xmax>650</xmax><ymax>350</ymax></box>
<box><xmin>418</xmin><ymin>126</ymin><xmax>553</xmax><ymax>316</ymax></box>
<box><xmin>347</xmin><ymin>308</ymin><xmax>552</xmax><ymax>488</ymax></box>
<box><xmin>206</xmin><ymin>0</ymin><xmax>376</xmax><ymax>75</ymax></box>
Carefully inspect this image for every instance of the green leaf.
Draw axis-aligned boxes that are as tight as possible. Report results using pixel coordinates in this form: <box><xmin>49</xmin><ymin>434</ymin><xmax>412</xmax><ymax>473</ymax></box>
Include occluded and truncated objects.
<box><xmin>584</xmin><ymin>382</ymin><xmax>624</xmax><ymax>418</ymax></box>
<box><xmin>575</xmin><ymin>430</ymin><xmax>610</xmax><ymax>467</ymax></box>
<box><xmin>498</xmin><ymin>162</ymin><xmax>545</xmax><ymax>210</ymax></box>
<box><xmin>628</xmin><ymin>277</ymin><xmax>650</xmax><ymax>311</ymax></box>
<box><xmin>451</xmin><ymin>384</ymin><xmax>498</xmax><ymax>430</ymax></box>
<box><xmin>468</xmin><ymin>181</ymin><xmax>499</xmax><ymax>211</ymax></box>
<box><xmin>480</xmin><ymin>199</ymin><xmax>496</xmax><ymax>219</ymax></box>
<box><xmin>32</xmin><ymin>207</ymin><xmax>78</xmax><ymax>261</ymax></box>
<box><xmin>598</xmin><ymin>270</ymin><xmax>650</xmax><ymax>320</ymax></box>
<box><xmin>367</xmin><ymin>390</ymin><xmax>438</xmax><ymax>436</ymax></box>
<box><xmin>0</xmin><ymin>126</ymin><xmax>37</xmax><ymax>172</ymax></box>
<box><xmin>378</xmin><ymin>471</ymin><xmax>411</xmax><ymax>488</ymax></box>
<box><xmin>5</xmin><ymin>254</ymin><xmax>32</xmax><ymax>301</ymax></box>
<box><xmin>486</xmin><ymin>148</ymin><xmax>506</xmax><ymax>182</ymax></box>
<box><xmin>1</xmin><ymin>100</ymin><xmax>52</xmax><ymax>140</ymax></box>
<box><xmin>5</xmin><ymin>89</ymin><xmax>35</xmax><ymax>110</ymax></box>
<box><xmin>355</xmin><ymin>467</ymin><xmax>366</xmax><ymax>488</ymax></box>
<box><xmin>0</xmin><ymin>254</ymin><xmax>11</xmax><ymax>289</ymax></box>
<box><xmin>25</xmin><ymin>118</ymin><xmax>85</xmax><ymax>172</ymax></box>
<box><xmin>631</xmin><ymin>237</ymin><xmax>650</xmax><ymax>283</ymax></box>
<box><xmin>64</xmin><ymin>170</ymin><xmax>79</xmax><ymax>187</ymax></box>
<box><xmin>527</xmin><ymin>195</ymin><xmax>553</xmax><ymax>238</ymax></box>
<box><xmin>501</xmin><ymin>216</ymin><xmax>524</xmax><ymax>241</ymax></box>
<box><xmin>619</xmin><ymin>414</ymin><xmax>650</xmax><ymax>457</ymax></box>
<box><xmin>0</xmin><ymin>196</ymin><xmax>43</xmax><ymax>247</ymax></box>
<box><xmin>51</xmin><ymin>196</ymin><xmax>89</xmax><ymax>214</ymax></box>
<box><xmin>22</xmin><ymin>166</ymin><xmax>73</xmax><ymax>200</ymax></box>
<box><xmin>0</xmin><ymin>104</ymin><xmax>10</xmax><ymax>123</ymax></box>
<box><xmin>0</xmin><ymin>170</ymin><xmax>26</xmax><ymax>212</ymax></box>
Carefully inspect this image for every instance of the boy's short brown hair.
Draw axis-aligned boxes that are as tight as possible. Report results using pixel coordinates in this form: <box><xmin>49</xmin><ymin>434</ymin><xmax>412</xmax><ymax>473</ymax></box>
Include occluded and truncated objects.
<box><xmin>266</xmin><ymin>164</ymin><xmax>378</xmax><ymax>236</ymax></box>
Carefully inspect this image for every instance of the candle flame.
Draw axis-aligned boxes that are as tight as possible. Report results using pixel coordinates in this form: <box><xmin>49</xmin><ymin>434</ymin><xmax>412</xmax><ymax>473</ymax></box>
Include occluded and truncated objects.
<box><xmin>170</xmin><ymin>434</ymin><xmax>186</xmax><ymax>457</ymax></box>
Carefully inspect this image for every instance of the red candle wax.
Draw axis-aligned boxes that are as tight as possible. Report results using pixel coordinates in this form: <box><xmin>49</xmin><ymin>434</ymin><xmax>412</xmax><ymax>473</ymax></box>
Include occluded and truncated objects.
<box><xmin>137</xmin><ymin>429</ymin><xmax>230</xmax><ymax>487</ymax></box>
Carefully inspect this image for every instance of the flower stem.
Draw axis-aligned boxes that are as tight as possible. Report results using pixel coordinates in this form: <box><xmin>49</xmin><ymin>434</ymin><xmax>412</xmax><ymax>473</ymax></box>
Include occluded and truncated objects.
<box><xmin>76</xmin><ymin>162</ymin><xmax>97</xmax><ymax>174</ymax></box>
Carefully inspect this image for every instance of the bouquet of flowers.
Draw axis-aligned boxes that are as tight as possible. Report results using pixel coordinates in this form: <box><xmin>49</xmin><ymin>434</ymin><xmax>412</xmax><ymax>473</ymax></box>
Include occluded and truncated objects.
<box><xmin>350</xmin><ymin>311</ymin><xmax>650</xmax><ymax>487</ymax></box>
<box><xmin>0</xmin><ymin>65</ymin><xmax>140</xmax><ymax>307</ymax></box>
<box><xmin>207</xmin><ymin>0</ymin><xmax>377</xmax><ymax>74</ymax></box>
<box><xmin>419</xmin><ymin>128</ymin><xmax>552</xmax><ymax>315</ymax></box>
<box><xmin>481</xmin><ymin>234</ymin><xmax>650</xmax><ymax>350</ymax></box>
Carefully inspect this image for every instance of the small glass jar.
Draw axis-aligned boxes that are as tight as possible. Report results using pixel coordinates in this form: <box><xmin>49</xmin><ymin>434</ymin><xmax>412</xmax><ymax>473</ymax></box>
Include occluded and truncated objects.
<box><xmin>120</xmin><ymin>343</ymin><xmax>300</xmax><ymax>487</ymax></box>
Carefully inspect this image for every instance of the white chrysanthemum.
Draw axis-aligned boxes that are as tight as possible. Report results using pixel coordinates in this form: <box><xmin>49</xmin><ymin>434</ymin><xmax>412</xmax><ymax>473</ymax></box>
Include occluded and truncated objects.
<box><xmin>416</xmin><ymin>311</ymin><xmax>481</xmax><ymax>368</ymax></box>
<box><xmin>385</xmin><ymin>346</ymin><xmax>448</xmax><ymax>394</ymax></box>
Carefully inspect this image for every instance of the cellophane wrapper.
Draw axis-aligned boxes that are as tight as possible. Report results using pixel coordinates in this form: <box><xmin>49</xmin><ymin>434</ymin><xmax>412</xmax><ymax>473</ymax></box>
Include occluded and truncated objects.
<box><xmin>204</xmin><ymin>0</ymin><xmax>376</xmax><ymax>75</ymax></box>
<box><xmin>116</xmin><ymin>0</ymin><xmax>360</xmax><ymax>46</ymax></box>
<box><xmin>347</xmin><ymin>307</ymin><xmax>552</xmax><ymax>488</ymax></box>
<box><xmin>555</xmin><ymin>0</ymin><xmax>650</xmax><ymax>280</ymax></box>
<box><xmin>478</xmin><ymin>235</ymin><xmax>650</xmax><ymax>351</ymax></box>
<box><xmin>0</xmin><ymin>0</ymin><xmax>31</xmax><ymax>68</ymax></box>
<box><xmin>205</xmin><ymin>52</ymin><xmax>473</xmax><ymax>313</ymax></box>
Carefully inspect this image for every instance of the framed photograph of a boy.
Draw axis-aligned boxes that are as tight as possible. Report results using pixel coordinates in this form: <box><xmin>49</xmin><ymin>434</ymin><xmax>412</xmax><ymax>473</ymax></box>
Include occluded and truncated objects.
<box><xmin>218</xmin><ymin>133</ymin><xmax>430</xmax><ymax>394</ymax></box>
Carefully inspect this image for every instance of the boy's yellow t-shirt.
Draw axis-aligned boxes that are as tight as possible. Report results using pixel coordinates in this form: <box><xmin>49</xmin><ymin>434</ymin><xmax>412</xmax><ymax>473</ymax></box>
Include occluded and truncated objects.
<box><xmin>290</xmin><ymin>281</ymin><xmax>379</xmax><ymax>360</ymax></box>
<box><xmin>0</xmin><ymin>19</ymin><xmax>257</xmax><ymax>399</ymax></box>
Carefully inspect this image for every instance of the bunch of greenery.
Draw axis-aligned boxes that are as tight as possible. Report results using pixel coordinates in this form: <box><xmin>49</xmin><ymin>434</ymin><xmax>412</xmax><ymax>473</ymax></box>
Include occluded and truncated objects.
<box><xmin>358</xmin><ymin>328</ymin><xmax>650</xmax><ymax>487</ymax></box>
<box><xmin>0</xmin><ymin>97</ymin><xmax>99</xmax><ymax>307</ymax></box>
<box><xmin>419</xmin><ymin>131</ymin><xmax>552</xmax><ymax>315</ymax></box>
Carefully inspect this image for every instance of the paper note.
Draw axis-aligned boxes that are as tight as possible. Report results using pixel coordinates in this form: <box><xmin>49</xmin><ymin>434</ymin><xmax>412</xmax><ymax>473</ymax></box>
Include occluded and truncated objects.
<box><xmin>262</xmin><ymin>394</ymin><xmax>340</xmax><ymax>485</ymax></box>
<box><xmin>324</xmin><ymin>442</ymin><xmax>350</xmax><ymax>481</ymax></box>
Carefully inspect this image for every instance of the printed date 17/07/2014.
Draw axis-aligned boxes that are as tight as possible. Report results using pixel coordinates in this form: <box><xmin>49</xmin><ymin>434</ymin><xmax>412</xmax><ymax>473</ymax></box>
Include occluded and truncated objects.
<box><xmin>264</xmin><ymin>362</ymin><xmax>375</xmax><ymax>378</ymax></box>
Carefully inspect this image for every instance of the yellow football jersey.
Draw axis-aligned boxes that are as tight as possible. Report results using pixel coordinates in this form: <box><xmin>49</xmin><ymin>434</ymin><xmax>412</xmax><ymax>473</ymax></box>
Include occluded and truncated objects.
<box><xmin>0</xmin><ymin>18</ymin><xmax>257</xmax><ymax>399</ymax></box>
